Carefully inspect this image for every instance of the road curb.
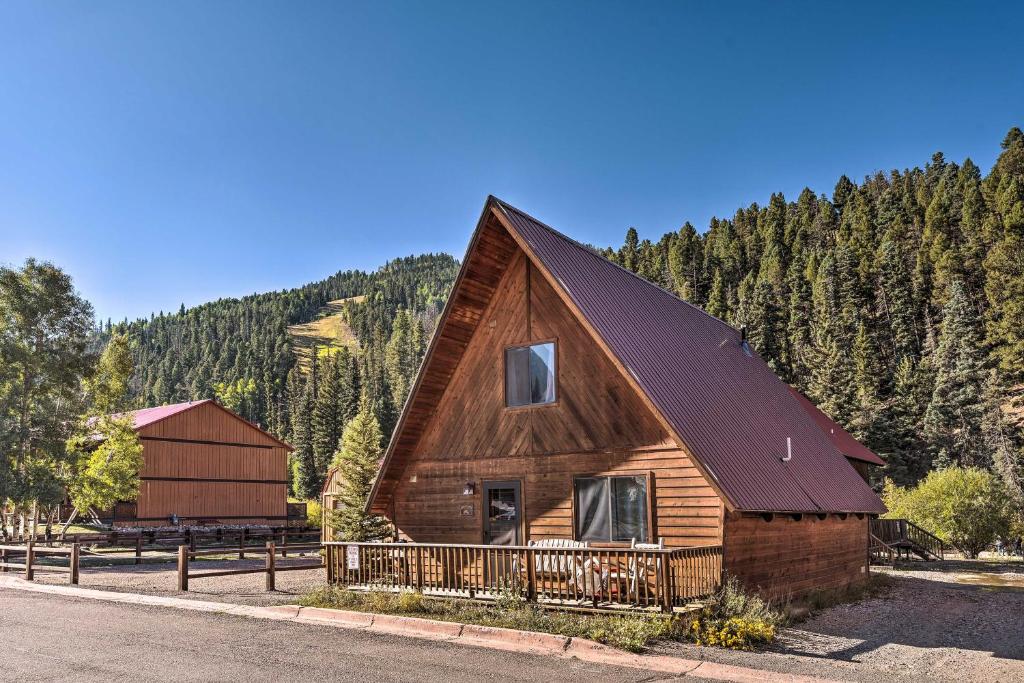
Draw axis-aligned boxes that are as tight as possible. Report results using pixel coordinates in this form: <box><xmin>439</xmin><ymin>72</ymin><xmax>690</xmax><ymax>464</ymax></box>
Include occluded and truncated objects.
<box><xmin>0</xmin><ymin>576</ymin><xmax>839</xmax><ymax>682</ymax></box>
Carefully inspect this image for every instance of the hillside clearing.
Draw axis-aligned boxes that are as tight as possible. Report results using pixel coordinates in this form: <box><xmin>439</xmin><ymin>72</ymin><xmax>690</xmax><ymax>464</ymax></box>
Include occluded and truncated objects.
<box><xmin>287</xmin><ymin>296</ymin><xmax>363</xmax><ymax>371</ymax></box>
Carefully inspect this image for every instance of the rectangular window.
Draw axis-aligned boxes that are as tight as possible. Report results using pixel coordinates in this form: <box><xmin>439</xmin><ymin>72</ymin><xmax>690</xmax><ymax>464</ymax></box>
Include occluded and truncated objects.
<box><xmin>574</xmin><ymin>475</ymin><xmax>649</xmax><ymax>543</ymax></box>
<box><xmin>505</xmin><ymin>342</ymin><xmax>556</xmax><ymax>407</ymax></box>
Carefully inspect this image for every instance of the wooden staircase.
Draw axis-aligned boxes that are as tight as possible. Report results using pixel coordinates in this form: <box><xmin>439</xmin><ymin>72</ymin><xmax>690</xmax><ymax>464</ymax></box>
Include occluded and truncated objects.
<box><xmin>870</xmin><ymin>518</ymin><xmax>944</xmax><ymax>562</ymax></box>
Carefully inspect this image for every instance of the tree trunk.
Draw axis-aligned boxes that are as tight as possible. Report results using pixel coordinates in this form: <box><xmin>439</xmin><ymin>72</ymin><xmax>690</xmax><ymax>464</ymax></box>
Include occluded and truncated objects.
<box><xmin>59</xmin><ymin>507</ymin><xmax>80</xmax><ymax>538</ymax></box>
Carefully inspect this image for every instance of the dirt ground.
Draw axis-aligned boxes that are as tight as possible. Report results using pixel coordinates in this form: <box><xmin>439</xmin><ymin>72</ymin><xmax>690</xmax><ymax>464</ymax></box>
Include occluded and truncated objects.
<box><xmin>31</xmin><ymin>553</ymin><xmax>327</xmax><ymax>606</ymax></box>
<box><xmin>660</xmin><ymin>556</ymin><xmax>1024</xmax><ymax>682</ymax></box>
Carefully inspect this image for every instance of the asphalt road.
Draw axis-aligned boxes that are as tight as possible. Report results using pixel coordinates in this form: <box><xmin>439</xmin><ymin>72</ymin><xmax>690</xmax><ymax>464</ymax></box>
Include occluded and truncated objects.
<box><xmin>0</xmin><ymin>588</ymin><xmax>664</xmax><ymax>682</ymax></box>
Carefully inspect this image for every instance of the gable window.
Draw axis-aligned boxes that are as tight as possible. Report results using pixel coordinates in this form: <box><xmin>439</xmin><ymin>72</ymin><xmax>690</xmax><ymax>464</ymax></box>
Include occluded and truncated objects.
<box><xmin>574</xmin><ymin>475</ymin><xmax>649</xmax><ymax>543</ymax></box>
<box><xmin>505</xmin><ymin>342</ymin><xmax>556</xmax><ymax>407</ymax></box>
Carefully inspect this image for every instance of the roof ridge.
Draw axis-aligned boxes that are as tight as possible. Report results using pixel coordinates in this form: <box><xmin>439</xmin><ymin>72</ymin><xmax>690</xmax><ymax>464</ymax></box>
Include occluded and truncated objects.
<box><xmin>491</xmin><ymin>198</ymin><xmax>739</xmax><ymax>337</ymax></box>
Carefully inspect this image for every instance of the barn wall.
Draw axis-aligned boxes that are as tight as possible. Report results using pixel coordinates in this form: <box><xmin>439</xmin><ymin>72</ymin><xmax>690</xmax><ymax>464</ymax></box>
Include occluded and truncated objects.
<box><xmin>723</xmin><ymin>513</ymin><xmax>870</xmax><ymax>599</ymax></box>
<box><xmin>391</xmin><ymin>250</ymin><xmax>724</xmax><ymax>546</ymax></box>
<box><xmin>125</xmin><ymin>402</ymin><xmax>289</xmax><ymax>527</ymax></box>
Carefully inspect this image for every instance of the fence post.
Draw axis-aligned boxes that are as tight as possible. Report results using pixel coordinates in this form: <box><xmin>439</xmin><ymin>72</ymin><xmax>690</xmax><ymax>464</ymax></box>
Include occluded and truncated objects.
<box><xmin>326</xmin><ymin>544</ymin><xmax>335</xmax><ymax>584</ymax></box>
<box><xmin>266</xmin><ymin>541</ymin><xmax>276</xmax><ymax>591</ymax></box>
<box><xmin>525</xmin><ymin>549</ymin><xmax>537</xmax><ymax>603</ymax></box>
<box><xmin>70</xmin><ymin>543</ymin><xmax>80</xmax><ymax>585</ymax></box>
<box><xmin>238</xmin><ymin>529</ymin><xmax>246</xmax><ymax>560</ymax></box>
<box><xmin>135</xmin><ymin>535</ymin><xmax>143</xmax><ymax>565</ymax></box>
<box><xmin>177</xmin><ymin>545</ymin><xmax>189</xmax><ymax>591</ymax></box>
<box><xmin>25</xmin><ymin>540</ymin><xmax>35</xmax><ymax>581</ymax></box>
<box><xmin>1</xmin><ymin>547</ymin><xmax>7</xmax><ymax>573</ymax></box>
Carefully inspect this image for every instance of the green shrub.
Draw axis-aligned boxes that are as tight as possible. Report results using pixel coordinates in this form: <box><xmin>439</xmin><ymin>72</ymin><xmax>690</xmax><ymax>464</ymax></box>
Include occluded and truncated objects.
<box><xmin>687</xmin><ymin>577</ymin><xmax>780</xmax><ymax>650</ymax></box>
<box><xmin>305</xmin><ymin>498</ymin><xmax>322</xmax><ymax>528</ymax></box>
<box><xmin>883</xmin><ymin>468</ymin><xmax>1013</xmax><ymax>558</ymax></box>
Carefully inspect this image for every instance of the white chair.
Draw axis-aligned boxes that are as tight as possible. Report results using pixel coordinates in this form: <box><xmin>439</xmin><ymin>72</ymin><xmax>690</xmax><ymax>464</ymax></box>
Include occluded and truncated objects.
<box><xmin>628</xmin><ymin>537</ymin><xmax>665</xmax><ymax>600</ymax></box>
<box><xmin>528</xmin><ymin>538</ymin><xmax>591</xmax><ymax>597</ymax></box>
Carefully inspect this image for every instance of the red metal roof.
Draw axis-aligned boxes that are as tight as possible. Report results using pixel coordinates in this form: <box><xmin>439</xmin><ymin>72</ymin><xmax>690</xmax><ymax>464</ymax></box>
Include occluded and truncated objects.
<box><xmin>110</xmin><ymin>400</ymin><xmax>212</xmax><ymax>430</ymax></box>
<box><xmin>787</xmin><ymin>388</ymin><xmax>887</xmax><ymax>466</ymax></box>
<box><xmin>100</xmin><ymin>399</ymin><xmax>292</xmax><ymax>449</ymax></box>
<box><xmin>495</xmin><ymin>198</ymin><xmax>885</xmax><ymax>514</ymax></box>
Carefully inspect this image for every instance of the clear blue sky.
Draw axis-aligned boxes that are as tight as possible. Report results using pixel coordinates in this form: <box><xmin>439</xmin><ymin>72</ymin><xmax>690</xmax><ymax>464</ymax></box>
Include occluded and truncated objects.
<box><xmin>2</xmin><ymin>2</ymin><xmax>1021</xmax><ymax>322</ymax></box>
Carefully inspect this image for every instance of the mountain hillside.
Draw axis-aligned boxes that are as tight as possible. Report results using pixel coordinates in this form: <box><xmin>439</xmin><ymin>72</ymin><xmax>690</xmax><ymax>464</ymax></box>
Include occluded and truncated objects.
<box><xmin>287</xmin><ymin>296</ymin><xmax>364</xmax><ymax>372</ymax></box>
<box><xmin>108</xmin><ymin>253</ymin><xmax>459</xmax><ymax>444</ymax></box>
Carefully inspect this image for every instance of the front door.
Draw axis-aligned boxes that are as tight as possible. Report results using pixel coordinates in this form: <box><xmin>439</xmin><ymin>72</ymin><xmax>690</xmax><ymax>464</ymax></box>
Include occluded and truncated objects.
<box><xmin>483</xmin><ymin>480</ymin><xmax>522</xmax><ymax>545</ymax></box>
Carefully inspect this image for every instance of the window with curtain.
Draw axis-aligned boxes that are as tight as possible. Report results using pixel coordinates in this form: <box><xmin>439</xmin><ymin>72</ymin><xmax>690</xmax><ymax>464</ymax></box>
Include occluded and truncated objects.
<box><xmin>505</xmin><ymin>342</ymin><xmax>556</xmax><ymax>407</ymax></box>
<box><xmin>574</xmin><ymin>475</ymin><xmax>649</xmax><ymax>543</ymax></box>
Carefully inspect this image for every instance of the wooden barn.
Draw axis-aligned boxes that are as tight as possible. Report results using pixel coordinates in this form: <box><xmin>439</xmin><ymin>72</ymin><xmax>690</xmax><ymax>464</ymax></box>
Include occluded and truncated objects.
<box><xmin>363</xmin><ymin>197</ymin><xmax>886</xmax><ymax>600</ymax></box>
<box><xmin>108</xmin><ymin>400</ymin><xmax>292</xmax><ymax>527</ymax></box>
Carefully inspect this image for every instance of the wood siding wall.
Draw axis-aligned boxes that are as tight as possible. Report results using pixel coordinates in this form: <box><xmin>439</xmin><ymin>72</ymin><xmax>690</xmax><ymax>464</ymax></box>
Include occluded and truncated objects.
<box><xmin>391</xmin><ymin>248</ymin><xmax>724</xmax><ymax>547</ymax></box>
<box><xmin>124</xmin><ymin>402</ymin><xmax>289</xmax><ymax>526</ymax></box>
<box><xmin>723</xmin><ymin>513</ymin><xmax>870</xmax><ymax>598</ymax></box>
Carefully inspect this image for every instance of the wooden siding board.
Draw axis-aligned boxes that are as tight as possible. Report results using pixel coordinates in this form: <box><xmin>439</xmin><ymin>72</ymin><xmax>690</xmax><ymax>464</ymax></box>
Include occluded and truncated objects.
<box><xmin>723</xmin><ymin>514</ymin><xmax>870</xmax><ymax>599</ymax></box>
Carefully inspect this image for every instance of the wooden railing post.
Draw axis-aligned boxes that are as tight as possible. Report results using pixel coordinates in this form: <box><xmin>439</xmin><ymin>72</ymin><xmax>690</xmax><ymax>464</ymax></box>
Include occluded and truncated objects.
<box><xmin>70</xmin><ymin>543</ymin><xmax>80</xmax><ymax>585</ymax></box>
<box><xmin>415</xmin><ymin>546</ymin><xmax>424</xmax><ymax>590</ymax></box>
<box><xmin>177</xmin><ymin>545</ymin><xmax>189</xmax><ymax>591</ymax></box>
<box><xmin>325</xmin><ymin>544</ymin><xmax>335</xmax><ymax>584</ymax></box>
<box><xmin>135</xmin><ymin>535</ymin><xmax>143</xmax><ymax>565</ymax></box>
<box><xmin>281</xmin><ymin>531</ymin><xmax>288</xmax><ymax>558</ymax></box>
<box><xmin>239</xmin><ymin>529</ymin><xmax>246</xmax><ymax>560</ymax></box>
<box><xmin>659</xmin><ymin>550</ymin><xmax>672</xmax><ymax>612</ymax></box>
<box><xmin>25</xmin><ymin>540</ymin><xmax>34</xmax><ymax>581</ymax></box>
<box><xmin>1</xmin><ymin>547</ymin><xmax>7</xmax><ymax>573</ymax></box>
<box><xmin>525</xmin><ymin>549</ymin><xmax>537</xmax><ymax>602</ymax></box>
<box><xmin>266</xmin><ymin>541</ymin><xmax>276</xmax><ymax>591</ymax></box>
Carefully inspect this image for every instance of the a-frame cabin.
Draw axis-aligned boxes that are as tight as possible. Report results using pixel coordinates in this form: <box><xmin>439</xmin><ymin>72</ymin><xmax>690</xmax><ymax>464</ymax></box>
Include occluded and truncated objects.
<box><xmin>368</xmin><ymin>197</ymin><xmax>885</xmax><ymax>598</ymax></box>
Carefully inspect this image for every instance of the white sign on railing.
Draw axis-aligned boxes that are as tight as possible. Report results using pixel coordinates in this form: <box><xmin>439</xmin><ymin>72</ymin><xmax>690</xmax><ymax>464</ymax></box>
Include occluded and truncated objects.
<box><xmin>346</xmin><ymin>545</ymin><xmax>359</xmax><ymax>570</ymax></box>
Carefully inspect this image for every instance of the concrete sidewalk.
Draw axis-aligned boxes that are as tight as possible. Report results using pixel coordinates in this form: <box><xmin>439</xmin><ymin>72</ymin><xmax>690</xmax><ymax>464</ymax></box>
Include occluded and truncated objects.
<box><xmin>0</xmin><ymin>575</ymin><xmax>838</xmax><ymax>683</ymax></box>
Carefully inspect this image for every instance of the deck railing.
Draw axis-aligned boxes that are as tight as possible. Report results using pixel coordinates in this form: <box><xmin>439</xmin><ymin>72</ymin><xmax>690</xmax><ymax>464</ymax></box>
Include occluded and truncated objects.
<box><xmin>324</xmin><ymin>542</ymin><xmax>722</xmax><ymax>611</ymax></box>
<box><xmin>870</xmin><ymin>518</ymin><xmax>944</xmax><ymax>559</ymax></box>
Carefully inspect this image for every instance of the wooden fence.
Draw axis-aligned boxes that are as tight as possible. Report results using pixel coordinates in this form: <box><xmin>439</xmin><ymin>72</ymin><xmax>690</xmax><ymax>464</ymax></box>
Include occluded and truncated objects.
<box><xmin>177</xmin><ymin>542</ymin><xmax>323</xmax><ymax>591</ymax></box>
<box><xmin>7</xmin><ymin>527</ymin><xmax>321</xmax><ymax>565</ymax></box>
<box><xmin>0</xmin><ymin>542</ymin><xmax>80</xmax><ymax>584</ymax></box>
<box><xmin>324</xmin><ymin>542</ymin><xmax>722</xmax><ymax>612</ymax></box>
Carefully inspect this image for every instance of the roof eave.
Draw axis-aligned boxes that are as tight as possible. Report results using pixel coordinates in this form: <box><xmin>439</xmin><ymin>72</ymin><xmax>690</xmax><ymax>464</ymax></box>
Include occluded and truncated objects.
<box><xmin>365</xmin><ymin>197</ymin><xmax>500</xmax><ymax>514</ymax></box>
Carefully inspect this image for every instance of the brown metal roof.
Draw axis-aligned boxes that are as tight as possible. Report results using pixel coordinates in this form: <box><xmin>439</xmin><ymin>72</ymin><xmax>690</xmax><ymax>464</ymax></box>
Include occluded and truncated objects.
<box><xmin>788</xmin><ymin>387</ymin><xmax>887</xmax><ymax>466</ymax></box>
<box><xmin>494</xmin><ymin>198</ymin><xmax>885</xmax><ymax>514</ymax></box>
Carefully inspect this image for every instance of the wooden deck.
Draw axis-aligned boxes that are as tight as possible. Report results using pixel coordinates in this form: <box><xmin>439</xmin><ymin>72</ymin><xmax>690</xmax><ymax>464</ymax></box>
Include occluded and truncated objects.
<box><xmin>325</xmin><ymin>541</ymin><xmax>722</xmax><ymax>613</ymax></box>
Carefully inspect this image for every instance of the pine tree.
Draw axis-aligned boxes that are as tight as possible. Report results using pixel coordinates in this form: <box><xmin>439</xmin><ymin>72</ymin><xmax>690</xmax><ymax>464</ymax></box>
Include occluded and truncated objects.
<box><xmin>384</xmin><ymin>309</ymin><xmax>424</xmax><ymax>410</ymax></box>
<box><xmin>983</xmin><ymin>130</ymin><xmax>1024</xmax><ymax>381</ymax></box>
<box><xmin>292</xmin><ymin>370</ymin><xmax>320</xmax><ymax>499</ymax></box>
<box><xmin>620</xmin><ymin>228</ymin><xmax>640</xmax><ymax>272</ymax></box>
<box><xmin>924</xmin><ymin>281</ymin><xmax>989</xmax><ymax>468</ymax></box>
<box><xmin>311</xmin><ymin>353</ymin><xmax>344</xmax><ymax>476</ymax></box>
<box><xmin>328</xmin><ymin>405</ymin><xmax>391</xmax><ymax>541</ymax></box>
<box><xmin>705</xmin><ymin>269</ymin><xmax>729</xmax><ymax>321</ymax></box>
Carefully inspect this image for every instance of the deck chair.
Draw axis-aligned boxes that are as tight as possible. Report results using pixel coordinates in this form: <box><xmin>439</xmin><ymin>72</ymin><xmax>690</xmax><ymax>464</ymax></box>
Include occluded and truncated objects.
<box><xmin>527</xmin><ymin>538</ymin><xmax>593</xmax><ymax>598</ymax></box>
<box><xmin>627</xmin><ymin>537</ymin><xmax>665</xmax><ymax>601</ymax></box>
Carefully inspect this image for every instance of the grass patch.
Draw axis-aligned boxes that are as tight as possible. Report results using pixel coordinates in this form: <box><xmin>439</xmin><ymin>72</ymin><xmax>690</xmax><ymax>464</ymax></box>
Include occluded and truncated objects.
<box><xmin>299</xmin><ymin>586</ymin><xmax>682</xmax><ymax>652</ymax></box>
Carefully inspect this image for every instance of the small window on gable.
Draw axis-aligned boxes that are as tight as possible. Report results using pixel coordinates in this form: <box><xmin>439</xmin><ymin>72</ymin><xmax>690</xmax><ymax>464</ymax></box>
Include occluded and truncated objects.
<box><xmin>574</xmin><ymin>475</ymin><xmax>649</xmax><ymax>543</ymax></box>
<box><xmin>505</xmin><ymin>342</ymin><xmax>556</xmax><ymax>407</ymax></box>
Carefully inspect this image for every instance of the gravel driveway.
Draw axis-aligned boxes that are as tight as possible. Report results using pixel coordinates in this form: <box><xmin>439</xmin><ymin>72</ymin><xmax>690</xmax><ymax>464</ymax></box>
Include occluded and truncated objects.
<box><xmin>660</xmin><ymin>557</ymin><xmax>1024</xmax><ymax>682</ymax></box>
